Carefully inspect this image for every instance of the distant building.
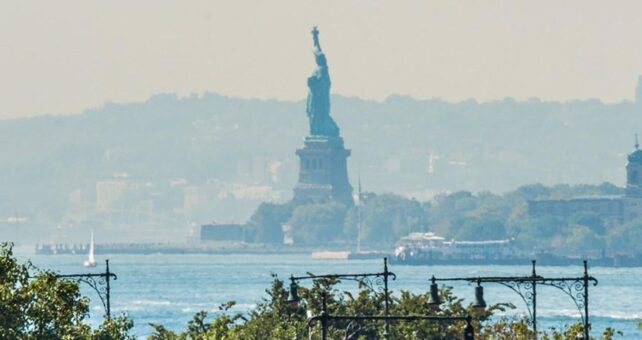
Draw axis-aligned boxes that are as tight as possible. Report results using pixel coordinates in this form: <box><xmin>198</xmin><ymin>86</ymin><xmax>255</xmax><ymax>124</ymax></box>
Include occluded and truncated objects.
<box><xmin>200</xmin><ymin>223</ymin><xmax>245</xmax><ymax>242</ymax></box>
<box><xmin>528</xmin><ymin>139</ymin><xmax>642</xmax><ymax>225</ymax></box>
<box><xmin>183</xmin><ymin>186</ymin><xmax>208</xmax><ymax>212</ymax></box>
<box><xmin>527</xmin><ymin>196</ymin><xmax>623</xmax><ymax>225</ymax></box>
<box><xmin>281</xmin><ymin>224</ymin><xmax>294</xmax><ymax>245</ymax></box>
<box><xmin>96</xmin><ymin>180</ymin><xmax>128</xmax><ymax>212</ymax></box>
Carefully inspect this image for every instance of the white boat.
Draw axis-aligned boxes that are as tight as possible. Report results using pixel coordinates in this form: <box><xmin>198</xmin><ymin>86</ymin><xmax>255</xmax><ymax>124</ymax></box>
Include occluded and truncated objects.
<box><xmin>83</xmin><ymin>232</ymin><xmax>97</xmax><ymax>267</ymax></box>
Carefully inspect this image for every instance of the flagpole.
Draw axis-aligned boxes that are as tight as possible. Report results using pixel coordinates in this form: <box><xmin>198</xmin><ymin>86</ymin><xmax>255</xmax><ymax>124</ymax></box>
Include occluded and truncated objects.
<box><xmin>357</xmin><ymin>177</ymin><xmax>362</xmax><ymax>253</ymax></box>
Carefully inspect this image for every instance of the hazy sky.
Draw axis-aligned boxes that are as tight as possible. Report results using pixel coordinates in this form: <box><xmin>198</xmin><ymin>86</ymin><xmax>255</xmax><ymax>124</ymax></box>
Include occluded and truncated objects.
<box><xmin>2</xmin><ymin>1</ymin><xmax>642</xmax><ymax>119</ymax></box>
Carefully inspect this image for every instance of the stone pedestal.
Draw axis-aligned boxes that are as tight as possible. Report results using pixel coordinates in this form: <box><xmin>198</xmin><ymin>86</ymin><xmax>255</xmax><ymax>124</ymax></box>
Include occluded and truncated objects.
<box><xmin>293</xmin><ymin>136</ymin><xmax>353</xmax><ymax>204</ymax></box>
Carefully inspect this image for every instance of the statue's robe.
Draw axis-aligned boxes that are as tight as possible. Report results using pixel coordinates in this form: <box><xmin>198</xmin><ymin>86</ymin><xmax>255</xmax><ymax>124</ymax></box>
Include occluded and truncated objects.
<box><xmin>306</xmin><ymin>54</ymin><xmax>339</xmax><ymax>137</ymax></box>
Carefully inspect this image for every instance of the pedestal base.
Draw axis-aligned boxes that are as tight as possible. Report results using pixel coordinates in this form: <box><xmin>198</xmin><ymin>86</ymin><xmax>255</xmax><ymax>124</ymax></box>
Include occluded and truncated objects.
<box><xmin>293</xmin><ymin>136</ymin><xmax>353</xmax><ymax>205</ymax></box>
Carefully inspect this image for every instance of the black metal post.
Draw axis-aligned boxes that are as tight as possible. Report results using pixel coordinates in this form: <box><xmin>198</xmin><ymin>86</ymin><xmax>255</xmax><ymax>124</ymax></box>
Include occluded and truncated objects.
<box><xmin>321</xmin><ymin>292</ymin><xmax>328</xmax><ymax>340</ymax></box>
<box><xmin>532</xmin><ymin>260</ymin><xmax>537</xmax><ymax>338</ymax></box>
<box><xmin>583</xmin><ymin>260</ymin><xmax>589</xmax><ymax>340</ymax></box>
<box><xmin>383</xmin><ymin>257</ymin><xmax>390</xmax><ymax>339</ymax></box>
<box><xmin>464</xmin><ymin>315</ymin><xmax>475</xmax><ymax>340</ymax></box>
<box><xmin>48</xmin><ymin>259</ymin><xmax>118</xmax><ymax>320</ymax></box>
<box><xmin>105</xmin><ymin>259</ymin><xmax>111</xmax><ymax>319</ymax></box>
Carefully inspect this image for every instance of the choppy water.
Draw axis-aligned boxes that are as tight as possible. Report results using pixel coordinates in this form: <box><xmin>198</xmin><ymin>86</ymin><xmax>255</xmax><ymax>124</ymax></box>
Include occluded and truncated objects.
<box><xmin>16</xmin><ymin>250</ymin><xmax>642</xmax><ymax>339</ymax></box>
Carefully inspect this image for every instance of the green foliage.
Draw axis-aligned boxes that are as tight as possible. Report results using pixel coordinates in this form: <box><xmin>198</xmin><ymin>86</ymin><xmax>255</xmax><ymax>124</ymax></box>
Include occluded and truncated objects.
<box><xmin>564</xmin><ymin>225</ymin><xmax>606</xmax><ymax>254</ymax></box>
<box><xmin>346</xmin><ymin>193</ymin><xmax>426</xmax><ymax>245</ymax></box>
<box><xmin>250</xmin><ymin>193</ymin><xmax>428</xmax><ymax>246</ymax></box>
<box><xmin>431</xmin><ymin>191</ymin><xmax>478</xmax><ymax>222</ymax></box>
<box><xmin>247</xmin><ymin>202</ymin><xmax>294</xmax><ymax>244</ymax></box>
<box><xmin>152</xmin><ymin>275</ymin><xmax>503</xmax><ymax>339</ymax></box>
<box><xmin>0</xmin><ymin>242</ymin><xmax>134</xmax><ymax>339</ymax></box>
<box><xmin>155</xmin><ymin>275</ymin><xmax>621</xmax><ymax>339</ymax></box>
<box><xmin>608</xmin><ymin>218</ymin><xmax>642</xmax><ymax>255</ymax></box>
<box><xmin>539</xmin><ymin>323</ymin><xmax>623</xmax><ymax>340</ymax></box>
<box><xmin>246</xmin><ymin>182</ymin><xmax>635</xmax><ymax>255</ymax></box>
<box><xmin>149</xmin><ymin>303</ymin><xmax>243</xmax><ymax>340</ymax></box>
<box><xmin>92</xmin><ymin>315</ymin><xmax>136</xmax><ymax>340</ymax></box>
<box><xmin>570</xmin><ymin>212</ymin><xmax>606</xmax><ymax>235</ymax></box>
<box><xmin>287</xmin><ymin>202</ymin><xmax>348</xmax><ymax>244</ymax></box>
<box><xmin>427</xmin><ymin>183</ymin><xmax>630</xmax><ymax>255</ymax></box>
<box><xmin>510</xmin><ymin>215</ymin><xmax>566</xmax><ymax>250</ymax></box>
<box><xmin>509</xmin><ymin>184</ymin><xmax>552</xmax><ymax>201</ymax></box>
<box><xmin>450</xmin><ymin>216</ymin><xmax>507</xmax><ymax>241</ymax></box>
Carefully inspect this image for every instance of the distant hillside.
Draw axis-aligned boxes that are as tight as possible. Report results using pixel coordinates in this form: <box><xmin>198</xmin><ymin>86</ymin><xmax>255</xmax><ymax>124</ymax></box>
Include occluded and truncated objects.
<box><xmin>0</xmin><ymin>92</ymin><xmax>640</xmax><ymax>242</ymax></box>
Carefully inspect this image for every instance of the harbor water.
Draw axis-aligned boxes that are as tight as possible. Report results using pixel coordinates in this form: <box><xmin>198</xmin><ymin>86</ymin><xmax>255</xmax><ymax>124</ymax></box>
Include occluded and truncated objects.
<box><xmin>17</xmin><ymin>250</ymin><xmax>642</xmax><ymax>339</ymax></box>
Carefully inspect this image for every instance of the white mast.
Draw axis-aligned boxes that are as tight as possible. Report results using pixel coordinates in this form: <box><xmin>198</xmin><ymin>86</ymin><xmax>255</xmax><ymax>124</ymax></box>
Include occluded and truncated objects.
<box><xmin>84</xmin><ymin>231</ymin><xmax>97</xmax><ymax>267</ymax></box>
<box><xmin>88</xmin><ymin>231</ymin><xmax>95</xmax><ymax>263</ymax></box>
<box><xmin>357</xmin><ymin>177</ymin><xmax>362</xmax><ymax>253</ymax></box>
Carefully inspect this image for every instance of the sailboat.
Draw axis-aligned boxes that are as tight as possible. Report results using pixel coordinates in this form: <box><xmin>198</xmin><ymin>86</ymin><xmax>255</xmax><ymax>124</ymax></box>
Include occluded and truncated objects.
<box><xmin>83</xmin><ymin>232</ymin><xmax>97</xmax><ymax>267</ymax></box>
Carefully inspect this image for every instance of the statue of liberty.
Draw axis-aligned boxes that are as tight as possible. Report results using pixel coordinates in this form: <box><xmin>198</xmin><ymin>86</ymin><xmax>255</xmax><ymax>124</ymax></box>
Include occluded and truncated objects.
<box><xmin>306</xmin><ymin>26</ymin><xmax>340</xmax><ymax>138</ymax></box>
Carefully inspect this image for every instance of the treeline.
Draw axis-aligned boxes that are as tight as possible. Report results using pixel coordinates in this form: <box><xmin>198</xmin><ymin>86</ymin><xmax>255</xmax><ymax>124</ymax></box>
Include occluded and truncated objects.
<box><xmin>246</xmin><ymin>182</ymin><xmax>642</xmax><ymax>256</ymax></box>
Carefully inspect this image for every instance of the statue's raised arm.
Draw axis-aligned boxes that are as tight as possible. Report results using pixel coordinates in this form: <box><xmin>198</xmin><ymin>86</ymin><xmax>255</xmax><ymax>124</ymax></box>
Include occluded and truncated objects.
<box><xmin>311</xmin><ymin>26</ymin><xmax>322</xmax><ymax>52</ymax></box>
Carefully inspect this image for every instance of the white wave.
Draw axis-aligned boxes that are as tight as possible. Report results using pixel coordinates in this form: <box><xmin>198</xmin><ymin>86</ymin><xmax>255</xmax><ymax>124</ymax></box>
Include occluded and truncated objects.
<box><xmin>231</xmin><ymin>303</ymin><xmax>257</xmax><ymax>309</ymax></box>
<box><xmin>537</xmin><ymin>308</ymin><xmax>642</xmax><ymax>320</ymax></box>
<box><xmin>132</xmin><ymin>299</ymin><xmax>172</xmax><ymax>306</ymax></box>
<box><xmin>590</xmin><ymin>311</ymin><xmax>642</xmax><ymax>320</ymax></box>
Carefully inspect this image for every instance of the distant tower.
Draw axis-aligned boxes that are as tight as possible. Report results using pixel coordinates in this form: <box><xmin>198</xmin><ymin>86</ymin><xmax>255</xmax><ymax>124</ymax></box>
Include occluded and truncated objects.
<box><xmin>636</xmin><ymin>76</ymin><xmax>642</xmax><ymax>105</ymax></box>
<box><xmin>626</xmin><ymin>134</ymin><xmax>642</xmax><ymax>197</ymax></box>
<box><xmin>626</xmin><ymin>133</ymin><xmax>642</xmax><ymax>197</ymax></box>
<box><xmin>623</xmin><ymin>135</ymin><xmax>642</xmax><ymax>222</ymax></box>
<box><xmin>356</xmin><ymin>177</ymin><xmax>362</xmax><ymax>252</ymax></box>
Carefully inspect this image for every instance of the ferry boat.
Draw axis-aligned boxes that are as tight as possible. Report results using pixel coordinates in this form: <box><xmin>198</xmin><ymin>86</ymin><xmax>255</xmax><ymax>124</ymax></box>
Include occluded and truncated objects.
<box><xmin>391</xmin><ymin>232</ymin><xmax>527</xmax><ymax>265</ymax></box>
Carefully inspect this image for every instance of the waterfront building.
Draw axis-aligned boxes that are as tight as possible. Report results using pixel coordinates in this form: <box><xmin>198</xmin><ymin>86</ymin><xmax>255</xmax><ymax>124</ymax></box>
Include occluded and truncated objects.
<box><xmin>200</xmin><ymin>223</ymin><xmax>245</xmax><ymax>242</ymax></box>
<box><xmin>528</xmin><ymin>139</ymin><xmax>642</xmax><ymax>225</ymax></box>
<box><xmin>96</xmin><ymin>179</ymin><xmax>129</xmax><ymax>212</ymax></box>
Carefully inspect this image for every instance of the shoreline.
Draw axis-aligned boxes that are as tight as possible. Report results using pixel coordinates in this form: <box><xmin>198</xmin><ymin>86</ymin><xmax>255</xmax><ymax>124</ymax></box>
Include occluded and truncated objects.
<box><xmin>32</xmin><ymin>242</ymin><xmax>642</xmax><ymax>267</ymax></box>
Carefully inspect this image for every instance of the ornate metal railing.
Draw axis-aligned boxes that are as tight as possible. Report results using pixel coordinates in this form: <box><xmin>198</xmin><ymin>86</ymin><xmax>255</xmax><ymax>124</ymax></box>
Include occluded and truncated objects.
<box><xmin>307</xmin><ymin>292</ymin><xmax>474</xmax><ymax>340</ymax></box>
<box><xmin>289</xmin><ymin>258</ymin><xmax>396</xmax><ymax>338</ymax></box>
<box><xmin>53</xmin><ymin>259</ymin><xmax>117</xmax><ymax>319</ymax></box>
<box><xmin>431</xmin><ymin>260</ymin><xmax>597</xmax><ymax>339</ymax></box>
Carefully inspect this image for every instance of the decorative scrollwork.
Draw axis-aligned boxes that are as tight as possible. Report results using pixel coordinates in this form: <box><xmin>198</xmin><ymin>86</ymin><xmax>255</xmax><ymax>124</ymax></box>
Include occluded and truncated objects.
<box><xmin>540</xmin><ymin>279</ymin><xmax>585</xmax><ymax>317</ymax></box>
<box><xmin>343</xmin><ymin>320</ymin><xmax>377</xmax><ymax>340</ymax></box>
<box><xmin>71</xmin><ymin>275</ymin><xmax>108</xmax><ymax>312</ymax></box>
<box><xmin>356</xmin><ymin>276</ymin><xmax>386</xmax><ymax>293</ymax></box>
<box><xmin>28</xmin><ymin>260</ymin><xmax>117</xmax><ymax>320</ymax></box>
<box><xmin>56</xmin><ymin>271</ymin><xmax>117</xmax><ymax>318</ymax></box>
<box><xmin>430</xmin><ymin>261</ymin><xmax>597</xmax><ymax>340</ymax></box>
<box><xmin>496</xmin><ymin>280</ymin><xmax>535</xmax><ymax>322</ymax></box>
